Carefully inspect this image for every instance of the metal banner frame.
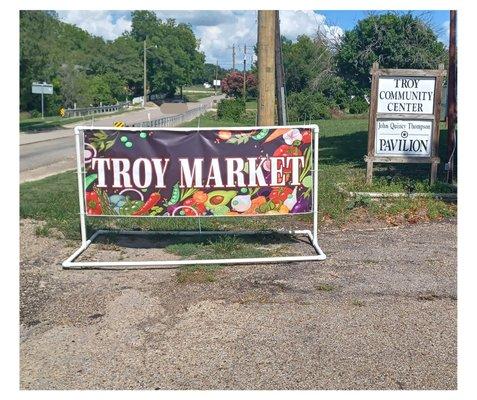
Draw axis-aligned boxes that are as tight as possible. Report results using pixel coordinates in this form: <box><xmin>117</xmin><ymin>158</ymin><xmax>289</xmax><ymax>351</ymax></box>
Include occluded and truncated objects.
<box><xmin>63</xmin><ymin>125</ymin><xmax>326</xmax><ymax>269</ymax></box>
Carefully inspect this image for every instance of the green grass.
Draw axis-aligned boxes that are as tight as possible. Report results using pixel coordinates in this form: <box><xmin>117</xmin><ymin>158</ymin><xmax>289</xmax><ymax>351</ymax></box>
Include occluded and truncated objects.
<box><xmin>20</xmin><ymin>116</ymin><xmax>456</xmax><ymax>240</ymax></box>
<box><xmin>20</xmin><ymin>107</ymin><xmax>139</xmax><ymax>133</ymax></box>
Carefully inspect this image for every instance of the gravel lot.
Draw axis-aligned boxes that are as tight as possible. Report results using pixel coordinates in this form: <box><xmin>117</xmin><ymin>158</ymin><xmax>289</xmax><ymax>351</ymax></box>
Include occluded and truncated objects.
<box><xmin>20</xmin><ymin>218</ymin><xmax>457</xmax><ymax>390</ymax></box>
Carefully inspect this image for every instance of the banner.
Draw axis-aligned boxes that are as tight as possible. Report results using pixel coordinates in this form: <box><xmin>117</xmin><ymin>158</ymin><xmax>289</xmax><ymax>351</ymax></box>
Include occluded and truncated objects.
<box><xmin>83</xmin><ymin>127</ymin><xmax>314</xmax><ymax>217</ymax></box>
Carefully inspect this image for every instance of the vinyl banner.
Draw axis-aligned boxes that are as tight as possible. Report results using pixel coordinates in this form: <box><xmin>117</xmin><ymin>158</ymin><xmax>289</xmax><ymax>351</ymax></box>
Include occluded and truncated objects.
<box><xmin>82</xmin><ymin>126</ymin><xmax>314</xmax><ymax>217</ymax></box>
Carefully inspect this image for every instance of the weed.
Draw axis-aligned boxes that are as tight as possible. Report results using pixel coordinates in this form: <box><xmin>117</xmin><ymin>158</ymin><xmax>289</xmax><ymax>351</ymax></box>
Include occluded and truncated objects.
<box><xmin>34</xmin><ymin>225</ymin><xmax>50</xmax><ymax>237</ymax></box>
<box><xmin>316</xmin><ymin>283</ymin><xmax>334</xmax><ymax>292</ymax></box>
<box><xmin>352</xmin><ymin>299</ymin><xmax>365</xmax><ymax>307</ymax></box>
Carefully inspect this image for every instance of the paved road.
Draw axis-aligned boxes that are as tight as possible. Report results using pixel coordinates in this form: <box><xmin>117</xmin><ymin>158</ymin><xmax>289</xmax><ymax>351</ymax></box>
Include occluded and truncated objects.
<box><xmin>20</xmin><ymin>219</ymin><xmax>457</xmax><ymax>389</ymax></box>
<box><xmin>20</xmin><ymin>95</ymin><xmax>223</xmax><ymax>182</ymax></box>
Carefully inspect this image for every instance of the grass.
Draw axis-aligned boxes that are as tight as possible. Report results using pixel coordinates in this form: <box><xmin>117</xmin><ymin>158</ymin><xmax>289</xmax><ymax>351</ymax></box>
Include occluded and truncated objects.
<box><xmin>20</xmin><ymin>107</ymin><xmax>140</xmax><ymax>133</ymax></box>
<box><xmin>316</xmin><ymin>283</ymin><xmax>334</xmax><ymax>292</ymax></box>
<box><xmin>19</xmin><ymin>115</ymin><xmax>456</xmax><ymax>241</ymax></box>
<box><xmin>167</xmin><ymin>234</ymin><xmax>291</xmax><ymax>283</ymax></box>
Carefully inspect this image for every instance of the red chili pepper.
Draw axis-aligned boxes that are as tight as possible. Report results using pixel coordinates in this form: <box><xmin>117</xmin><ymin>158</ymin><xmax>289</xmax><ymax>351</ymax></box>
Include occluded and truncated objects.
<box><xmin>182</xmin><ymin>197</ymin><xmax>206</xmax><ymax>216</ymax></box>
<box><xmin>302</xmin><ymin>130</ymin><xmax>312</xmax><ymax>144</ymax></box>
<box><xmin>86</xmin><ymin>191</ymin><xmax>102</xmax><ymax>215</ymax></box>
<box><xmin>132</xmin><ymin>192</ymin><xmax>161</xmax><ymax>215</ymax></box>
<box><xmin>269</xmin><ymin>187</ymin><xmax>293</xmax><ymax>204</ymax></box>
<box><xmin>272</xmin><ymin>144</ymin><xmax>303</xmax><ymax>172</ymax></box>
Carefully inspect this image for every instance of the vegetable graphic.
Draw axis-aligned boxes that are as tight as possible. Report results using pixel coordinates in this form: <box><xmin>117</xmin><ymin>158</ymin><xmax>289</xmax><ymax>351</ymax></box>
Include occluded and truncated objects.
<box><xmin>302</xmin><ymin>130</ymin><xmax>312</xmax><ymax>144</ymax></box>
<box><xmin>282</xmin><ymin>128</ymin><xmax>302</xmax><ymax>145</ymax></box>
<box><xmin>291</xmin><ymin>197</ymin><xmax>310</xmax><ymax>213</ymax></box>
<box><xmin>119</xmin><ymin>200</ymin><xmax>144</xmax><ymax>215</ymax></box>
<box><xmin>272</xmin><ymin>145</ymin><xmax>302</xmax><ymax>173</ymax></box>
<box><xmin>252</xmin><ymin>128</ymin><xmax>269</xmax><ymax>141</ymax></box>
<box><xmin>132</xmin><ymin>192</ymin><xmax>161</xmax><ymax>215</ymax></box>
<box><xmin>231</xmin><ymin>195</ymin><xmax>252</xmax><ymax>212</ymax></box>
<box><xmin>205</xmin><ymin>190</ymin><xmax>237</xmax><ymax>211</ymax></box>
<box><xmin>85</xmin><ymin>191</ymin><xmax>102</xmax><ymax>215</ymax></box>
<box><xmin>84</xmin><ymin>174</ymin><xmax>97</xmax><ymax>190</ymax></box>
<box><xmin>263</xmin><ymin>128</ymin><xmax>290</xmax><ymax>143</ymax></box>
<box><xmin>218</xmin><ymin>130</ymin><xmax>232</xmax><ymax>140</ymax></box>
<box><xmin>269</xmin><ymin>186</ymin><xmax>293</xmax><ymax>205</ymax></box>
<box><xmin>109</xmin><ymin>194</ymin><xmax>126</xmax><ymax>213</ymax></box>
<box><xmin>283</xmin><ymin>187</ymin><xmax>298</xmax><ymax>210</ymax></box>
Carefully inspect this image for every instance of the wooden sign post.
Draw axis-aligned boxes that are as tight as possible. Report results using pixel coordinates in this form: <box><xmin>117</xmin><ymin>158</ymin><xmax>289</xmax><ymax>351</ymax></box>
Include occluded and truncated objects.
<box><xmin>365</xmin><ymin>63</ymin><xmax>446</xmax><ymax>184</ymax></box>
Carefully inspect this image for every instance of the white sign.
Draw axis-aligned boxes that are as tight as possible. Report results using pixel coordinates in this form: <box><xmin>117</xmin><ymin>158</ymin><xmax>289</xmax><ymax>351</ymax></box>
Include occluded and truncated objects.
<box><xmin>32</xmin><ymin>82</ymin><xmax>53</xmax><ymax>95</ymax></box>
<box><xmin>213</xmin><ymin>79</ymin><xmax>221</xmax><ymax>86</ymax></box>
<box><xmin>375</xmin><ymin>119</ymin><xmax>433</xmax><ymax>157</ymax></box>
<box><xmin>377</xmin><ymin>77</ymin><xmax>435</xmax><ymax>114</ymax></box>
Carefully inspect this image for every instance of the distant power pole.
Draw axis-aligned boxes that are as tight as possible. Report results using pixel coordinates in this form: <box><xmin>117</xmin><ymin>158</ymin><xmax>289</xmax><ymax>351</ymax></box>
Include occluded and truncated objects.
<box><xmin>232</xmin><ymin>44</ymin><xmax>236</xmax><ymax>71</ymax></box>
<box><xmin>143</xmin><ymin>39</ymin><xmax>147</xmax><ymax>108</ymax></box>
<box><xmin>214</xmin><ymin>60</ymin><xmax>218</xmax><ymax>95</ymax></box>
<box><xmin>446</xmin><ymin>10</ymin><xmax>457</xmax><ymax>183</ymax></box>
<box><xmin>243</xmin><ymin>44</ymin><xmax>247</xmax><ymax>102</ymax></box>
<box><xmin>275</xmin><ymin>11</ymin><xmax>287</xmax><ymax>125</ymax></box>
<box><xmin>257</xmin><ymin>10</ymin><xmax>276</xmax><ymax>125</ymax></box>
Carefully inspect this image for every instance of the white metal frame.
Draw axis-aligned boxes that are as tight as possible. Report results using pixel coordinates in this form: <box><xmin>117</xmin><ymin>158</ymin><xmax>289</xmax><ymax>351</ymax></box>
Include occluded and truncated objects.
<box><xmin>62</xmin><ymin>125</ymin><xmax>326</xmax><ymax>269</ymax></box>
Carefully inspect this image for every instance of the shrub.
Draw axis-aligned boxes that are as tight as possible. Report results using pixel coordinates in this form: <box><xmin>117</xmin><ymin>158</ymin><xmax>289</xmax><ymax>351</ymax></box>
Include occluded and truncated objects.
<box><xmin>30</xmin><ymin>110</ymin><xmax>42</xmax><ymax>118</ymax></box>
<box><xmin>348</xmin><ymin>96</ymin><xmax>369</xmax><ymax>114</ymax></box>
<box><xmin>217</xmin><ymin>98</ymin><xmax>246</xmax><ymax>121</ymax></box>
<box><xmin>287</xmin><ymin>91</ymin><xmax>332</xmax><ymax>121</ymax></box>
<box><xmin>221</xmin><ymin>72</ymin><xmax>257</xmax><ymax>98</ymax></box>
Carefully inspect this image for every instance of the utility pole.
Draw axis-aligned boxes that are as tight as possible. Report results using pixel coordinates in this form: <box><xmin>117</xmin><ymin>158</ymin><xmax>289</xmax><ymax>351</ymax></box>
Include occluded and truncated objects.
<box><xmin>243</xmin><ymin>44</ymin><xmax>247</xmax><ymax>102</ymax></box>
<box><xmin>257</xmin><ymin>10</ymin><xmax>276</xmax><ymax>125</ymax></box>
<box><xmin>446</xmin><ymin>10</ymin><xmax>457</xmax><ymax>183</ymax></box>
<box><xmin>232</xmin><ymin>44</ymin><xmax>236</xmax><ymax>71</ymax></box>
<box><xmin>214</xmin><ymin>60</ymin><xmax>218</xmax><ymax>95</ymax></box>
<box><xmin>275</xmin><ymin>11</ymin><xmax>287</xmax><ymax>125</ymax></box>
<box><xmin>143</xmin><ymin>39</ymin><xmax>147</xmax><ymax>108</ymax></box>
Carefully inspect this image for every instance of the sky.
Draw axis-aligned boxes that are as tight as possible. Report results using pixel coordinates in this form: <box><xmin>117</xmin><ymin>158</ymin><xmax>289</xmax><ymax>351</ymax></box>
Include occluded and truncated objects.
<box><xmin>56</xmin><ymin>10</ymin><xmax>451</xmax><ymax>68</ymax></box>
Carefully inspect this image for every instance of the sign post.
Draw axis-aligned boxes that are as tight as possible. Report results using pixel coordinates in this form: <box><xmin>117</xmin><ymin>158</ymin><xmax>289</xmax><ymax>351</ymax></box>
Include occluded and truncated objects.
<box><xmin>63</xmin><ymin>125</ymin><xmax>326</xmax><ymax>269</ymax></box>
<box><xmin>31</xmin><ymin>82</ymin><xmax>53</xmax><ymax>119</ymax></box>
<box><xmin>365</xmin><ymin>63</ymin><xmax>446</xmax><ymax>184</ymax></box>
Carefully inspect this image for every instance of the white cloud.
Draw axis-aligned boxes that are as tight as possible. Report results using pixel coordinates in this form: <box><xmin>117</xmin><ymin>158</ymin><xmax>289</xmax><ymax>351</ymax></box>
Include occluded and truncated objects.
<box><xmin>57</xmin><ymin>10</ymin><xmax>343</xmax><ymax>65</ymax></box>
<box><xmin>57</xmin><ymin>10</ymin><xmax>131</xmax><ymax>40</ymax></box>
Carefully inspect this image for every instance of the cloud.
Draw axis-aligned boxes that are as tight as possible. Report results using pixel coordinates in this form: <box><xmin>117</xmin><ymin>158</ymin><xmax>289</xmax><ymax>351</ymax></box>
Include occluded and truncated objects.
<box><xmin>57</xmin><ymin>10</ymin><xmax>131</xmax><ymax>40</ymax></box>
<box><xmin>57</xmin><ymin>10</ymin><xmax>343</xmax><ymax>65</ymax></box>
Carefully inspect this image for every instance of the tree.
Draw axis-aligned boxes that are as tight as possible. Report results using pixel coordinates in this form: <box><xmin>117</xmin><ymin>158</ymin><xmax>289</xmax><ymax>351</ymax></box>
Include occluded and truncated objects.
<box><xmin>130</xmin><ymin>12</ymin><xmax>205</xmax><ymax>96</ymax></box>
<box><xmin>336</xmin><ymin>12</ymin><xmax>447</xmax><ymax>95</ymax></box>
<box><xmin>221</xmin><ymin>72</ymin><xmax>257</xmax><ymax>98</ymax></box>
<box><xmin>282</xmin><ymin>35</ymin><xmax>335</xmax><ymax>94</ymax></box>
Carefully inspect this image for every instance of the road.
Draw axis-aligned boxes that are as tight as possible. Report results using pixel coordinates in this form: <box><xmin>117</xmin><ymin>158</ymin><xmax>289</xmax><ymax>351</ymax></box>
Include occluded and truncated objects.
<box><xmin>20</xmin><ymin>95</ymin><xmax>223</xmax><ymax>182</ymax></box>
<box><xmin>20</xmin><ymin>219</ymin><xmax>457</xmax><ymax>389</ymax></box>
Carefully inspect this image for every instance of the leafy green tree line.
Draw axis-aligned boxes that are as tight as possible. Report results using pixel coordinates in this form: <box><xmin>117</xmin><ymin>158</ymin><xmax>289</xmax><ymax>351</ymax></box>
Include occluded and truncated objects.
<box><xmin>283</xmin><ymin>12</ymin><xmax>448</xmax><ymax>121</ymax></box>
<box><xmin>20</xmin><ymin>10</ymin><xmax>208</xmax><ymax>116</ymax></box>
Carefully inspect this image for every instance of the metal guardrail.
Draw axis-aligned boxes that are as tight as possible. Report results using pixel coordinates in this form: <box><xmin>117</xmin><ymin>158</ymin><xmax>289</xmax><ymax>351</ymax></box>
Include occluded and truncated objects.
<box><xmin>64</xmin><ymin>101</ymin><xmax>131</xmax><ymax>118</ymax></box>
<box><xmin>131</xmin><ymin>104</ymin><xmax>209</xmax><ymax>128</ymax></box>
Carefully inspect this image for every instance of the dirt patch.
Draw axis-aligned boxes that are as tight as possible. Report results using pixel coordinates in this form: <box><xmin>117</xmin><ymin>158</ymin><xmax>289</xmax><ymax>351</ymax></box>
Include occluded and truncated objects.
<box><xmin>19</xmin><ymin>218</ymin><xmax>457</xmax><ymax>389</ymax></box>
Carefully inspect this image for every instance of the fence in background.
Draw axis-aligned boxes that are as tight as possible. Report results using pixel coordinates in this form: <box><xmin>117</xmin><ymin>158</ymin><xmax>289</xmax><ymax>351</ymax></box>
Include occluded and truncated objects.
<box><xmin>64</xmin><ymin>101</ymin><xmax>131</xmax><ymax>118</ymax></box>
<box><xmin>131</xmin><ymin>104</ymin><xmax>209</xmax><ymax>128</ymax></box>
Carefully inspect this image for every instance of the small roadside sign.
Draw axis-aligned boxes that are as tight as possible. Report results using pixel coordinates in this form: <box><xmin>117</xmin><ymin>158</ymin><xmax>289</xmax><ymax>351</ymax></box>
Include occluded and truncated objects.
<box><xmin>31</xmin><ymin>82</ymin><xmax>53</xmax><ymax>119</ymax></box>
<box><xmin>32</xmin><ymin>82</ymin><xmax>53</xmax><ymax>95</ymax></box>
<box><xmin>114</xmin><ymin>121</ymin><xmax>126</xmax><ymax>128</ymax></box>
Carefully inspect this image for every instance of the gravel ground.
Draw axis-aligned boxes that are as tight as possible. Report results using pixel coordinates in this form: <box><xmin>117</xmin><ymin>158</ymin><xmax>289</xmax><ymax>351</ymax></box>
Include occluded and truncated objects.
<box><xmin>19</xmin><ymin>218</ymin><xmax>457</xmax><ymax>390</ymax></box>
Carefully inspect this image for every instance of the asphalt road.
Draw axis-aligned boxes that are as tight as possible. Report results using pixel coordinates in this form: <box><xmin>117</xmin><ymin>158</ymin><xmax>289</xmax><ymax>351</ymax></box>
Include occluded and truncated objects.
<box><xmin>20</xmin><ymin>219</ymin><xmax>457</xmax><ymax>389</ymax></box>
<box><xmin>20</xmin><ymin>95</ymin><xmax>224</xmax><ymax>182</ymax></box>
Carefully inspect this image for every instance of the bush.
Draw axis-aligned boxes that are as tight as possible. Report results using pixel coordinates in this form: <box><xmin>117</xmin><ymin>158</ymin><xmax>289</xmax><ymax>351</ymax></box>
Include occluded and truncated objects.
<box><xmin>217</xmin><ymin>98</ymin><xmax>246</xmax><ymax>121</ymax></box>
<box><xmin>30</xmin><ymin>110</ymin><xmax>42</xmax><ymax>119</ymax></box>
<box><xmin>348</xmin><ymin>96</ymin><xmax>369</xmax><ymax>114</ymax></box>
<box><xmin>287</xmin><ymin>91</ymin><xmax>332</xmax><ymax>121</ymax></box>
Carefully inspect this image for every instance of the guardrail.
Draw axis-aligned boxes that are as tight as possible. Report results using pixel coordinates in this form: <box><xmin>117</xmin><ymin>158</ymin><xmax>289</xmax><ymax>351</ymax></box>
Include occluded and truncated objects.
<box><xmin>130</xmin><ymin>104</ymin><xmax>209</xmax><ymax>128</ymax></box>
<box><xmin>64</xmin><ymin>101</ymin><xmax>131</xmax><ymax>118</ymax></box>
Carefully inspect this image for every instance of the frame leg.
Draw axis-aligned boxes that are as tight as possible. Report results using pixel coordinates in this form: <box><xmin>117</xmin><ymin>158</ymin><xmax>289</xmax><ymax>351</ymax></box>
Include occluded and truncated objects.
<box><xmin>366</xmin><ymin>160</ymin><xmax>374</xmax><ymax>185</ymax></box>
<box><xmin>430</xmin><ymin>163</ymin><xmax>438</xmax><ymax>185</ymax></box>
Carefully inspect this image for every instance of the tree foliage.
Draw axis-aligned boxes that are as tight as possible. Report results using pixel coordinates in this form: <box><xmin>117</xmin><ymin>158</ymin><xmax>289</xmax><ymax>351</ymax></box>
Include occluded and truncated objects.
<box><xmin>221</xmin><ymin>71</ymin><xmax>257</xmax><ymax>98</ymax></box>
<box><xmin>19</xmin><ymin>10</ymin><xmax>205</xmax><ymax>114</ymax></box>
<box><xmin>336</xmin><ymin>12</ymin><xmax>447</xmax><ymax>95</ymax></box>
